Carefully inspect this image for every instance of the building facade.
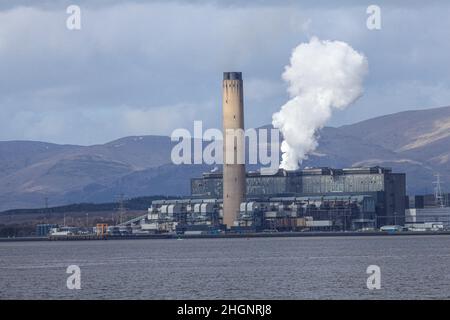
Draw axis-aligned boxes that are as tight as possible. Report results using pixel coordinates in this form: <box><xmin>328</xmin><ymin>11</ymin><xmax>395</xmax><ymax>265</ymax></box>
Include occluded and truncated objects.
<box><xmin>191</xmin><ymin>167</ymin><xmax>406</xmax><ymax>227</ymax></box>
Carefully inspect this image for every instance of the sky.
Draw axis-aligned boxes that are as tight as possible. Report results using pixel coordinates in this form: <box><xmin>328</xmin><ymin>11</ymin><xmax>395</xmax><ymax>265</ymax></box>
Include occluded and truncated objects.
<box><xmin>0</xmin><ymin>0</ymin><xmax>449</xmax><ymax>145</ymax></box>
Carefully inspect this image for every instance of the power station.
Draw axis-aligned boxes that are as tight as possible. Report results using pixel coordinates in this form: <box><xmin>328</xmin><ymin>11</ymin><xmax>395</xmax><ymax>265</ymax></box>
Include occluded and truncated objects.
<box><xmin>118</xmin><ymin>72</ymin><xmax>407</xmax><ymax>234</ymax></box>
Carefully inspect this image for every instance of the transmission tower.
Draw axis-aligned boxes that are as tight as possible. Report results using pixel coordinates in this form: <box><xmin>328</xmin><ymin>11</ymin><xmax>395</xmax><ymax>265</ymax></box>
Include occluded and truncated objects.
<box><xmin>116</xmin><ymin>193</ymin><xmax>127</xmax><ymax>225</ymax></box>
<box><xmin>433</xmin><ymin>174</ymin><xmax>445</xmax><ymax>208</ymax></box>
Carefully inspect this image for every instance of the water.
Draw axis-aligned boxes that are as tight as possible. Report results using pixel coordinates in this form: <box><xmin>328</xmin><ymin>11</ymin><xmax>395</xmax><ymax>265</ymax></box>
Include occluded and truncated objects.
<box><xmin>1</xmin><ymin>235</ymin><xmax>450</xmax><ymax>299</ymax></box>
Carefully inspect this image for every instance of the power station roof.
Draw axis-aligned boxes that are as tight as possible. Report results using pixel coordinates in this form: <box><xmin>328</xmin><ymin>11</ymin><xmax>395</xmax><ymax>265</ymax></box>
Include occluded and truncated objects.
<box><xmin>201</xmin><ymin>166</ymin><xmax>393</xmax><ymax>179</ymax></box>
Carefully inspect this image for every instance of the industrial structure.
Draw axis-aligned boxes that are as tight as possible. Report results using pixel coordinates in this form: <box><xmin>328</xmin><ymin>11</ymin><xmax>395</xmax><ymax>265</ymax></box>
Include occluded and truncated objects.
<box><xmin>118</xmin><ymin>71</ymin><xmax>407</xmax><ymax>235</ymax></box>
<box><xmin>36</xmin><ymin>224</ymin><xmax>58</xmax><ymax>237</ymax></box>
<box><xmin>120</xmin><ymin>165</ymin><xmax>406</xmax><ymax>233</ymax></box>
<box><xmin>222</xmin><ymin>72</ymin><xmax>246</xmax><ymax>228</ymax></box>
<box><xmin>192</xmin><ymin>167</ymin><xmax>406</xmax><ymax>228</ymax></box>
<box><xmin>406</xmin><ymin>175</ymin><xmax>450</xmax><ymax>230</ymax></box>
<box><xmin>35</xmin><ymin>71</ymin><xmax>448</xmax><ymax>237</ymax></box>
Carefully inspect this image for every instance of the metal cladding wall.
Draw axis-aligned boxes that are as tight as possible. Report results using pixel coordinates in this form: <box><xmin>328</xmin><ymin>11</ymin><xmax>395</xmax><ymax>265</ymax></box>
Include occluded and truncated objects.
<box><xmin>406</xmin><ymin>207</ymin><xmax>450</xmax><ymax>227</ymax></box>
<box><xmin>234</xmin><ymin>195</ymin><xmax>377</xmax><ymax>231</ymax></box>
<box><xmin>222</xmin><ymin>72</ymin><xmax>246</xmax><ymax>228</ymax></box>
<box><xmin>192</xmin><ymin>168</ymin><xmax>391</xmax><ymax>197</ymax></box>
<box><xmin>407</xmin><ymin>193</ymin><xmax>450</xmax><ymax>209</ymax></box>
<box><xmin>382</xmin><ymin>173</ymin><xmax>406</xmax><ymax>226</ymax></box>
<box><xmin>191</xmin><ymin>167</ymin><xmax>406</xmax><ymax>227</ymax></box>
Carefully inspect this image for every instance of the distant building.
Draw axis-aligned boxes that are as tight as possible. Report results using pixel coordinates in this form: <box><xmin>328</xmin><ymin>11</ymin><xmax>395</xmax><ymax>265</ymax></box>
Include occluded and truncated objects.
<box><xmin>140</xmin><ymin>195</ymin><xmax>377</xmax><ymax>233</ymax></box>
<box><xmin>407</xmin><ymin>193</ymin><xmax>450</xmax><ymax>209</ymax></box>
<box><xmin>406</xmin><ymin>207</ymin><xmax>450</xmax><ymax>228</ymax></box>
<box><xmin>122</xmin><ymin>166</ymin><xmax>406</xmax><ymax>233</ymax></box>
<box><xmin>406</xmin><ymin>190</ymin><xmax>450</xmax><ymax>229</ymax></box>
<box><xmin>233</xmin><ymin>195</ymin><xmax>377</xmax><ymax>232</ymax></box>
<box><xmin>35</xmin><ymin>224</ymin><xmax>58</xmax><ymax>237</ymax></box>
<box><xmin>191</xmin><ymin>167</ymin><xmax>406</xmax><ymax>227</ymax></box>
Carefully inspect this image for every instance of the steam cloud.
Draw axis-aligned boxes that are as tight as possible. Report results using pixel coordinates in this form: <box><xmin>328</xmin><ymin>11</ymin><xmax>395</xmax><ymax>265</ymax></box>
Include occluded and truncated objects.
<box><xmin>272</xmin><ymin>37</ymin><xmax>368</xmax><ymax>170</ymax></box>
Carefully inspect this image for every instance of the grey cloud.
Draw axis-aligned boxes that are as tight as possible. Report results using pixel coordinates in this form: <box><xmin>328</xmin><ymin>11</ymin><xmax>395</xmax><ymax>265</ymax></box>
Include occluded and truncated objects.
<box><xmin>0</xmin><ymin>1</ymin><xmax>449</xmax><ymax>144</ymax></box>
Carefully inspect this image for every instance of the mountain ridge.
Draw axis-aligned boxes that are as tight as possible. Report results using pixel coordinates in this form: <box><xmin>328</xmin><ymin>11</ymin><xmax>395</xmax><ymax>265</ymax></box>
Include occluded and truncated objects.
<box><xmin>0</xmin><ymin>105</ymin><xmax>449</xmax><ymax>211</ymax></box>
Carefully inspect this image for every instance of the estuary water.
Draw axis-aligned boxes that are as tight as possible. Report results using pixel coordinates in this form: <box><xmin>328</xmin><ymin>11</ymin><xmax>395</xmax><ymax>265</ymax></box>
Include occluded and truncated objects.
<box><xmin>1</xmin><ymin>235</ymin><xmax>449</xmax><ymax>299</ymax></box>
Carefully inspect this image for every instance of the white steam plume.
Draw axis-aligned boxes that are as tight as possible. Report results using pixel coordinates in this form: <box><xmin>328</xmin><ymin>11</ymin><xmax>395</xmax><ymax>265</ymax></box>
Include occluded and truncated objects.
<box><xmin>272</xmin><ymin>37</ymin><xmax>368</xmax><ymax>170</ymax></box>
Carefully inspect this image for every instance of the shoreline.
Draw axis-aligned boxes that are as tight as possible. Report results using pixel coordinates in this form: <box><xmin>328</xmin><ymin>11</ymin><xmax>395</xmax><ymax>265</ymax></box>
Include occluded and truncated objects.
<box><xmin>1</xmin><ymin>230</ymin><xmax>450</xmax><ymax>242</ymax></box>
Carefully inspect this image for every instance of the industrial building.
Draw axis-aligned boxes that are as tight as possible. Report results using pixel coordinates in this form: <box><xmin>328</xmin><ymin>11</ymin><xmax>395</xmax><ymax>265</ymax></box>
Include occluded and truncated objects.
<box><xmin>133</xmin><ymin>199</ymin><xmax>222</xmax><ymax>234</ymax></box>
<box><xmin>192</xmin><ymin>166</ymin><xmax>406</xmax><ymax>227</ymax></box>
<box><xmin>36</xmin><ymin>224</ymin><xmax>59</xmax><ymax>236</ymax></box>
<box><xmin>122</xmin><ymin>166</ymin><xmax>406</xmax><ymax>234</ymax></box>
<box><xmin>405</xmin><ymin>207</ymin><xmax>450</xmax><ymax>230</ymax></box>
<box><xmin>128</xmin><ymin>194</ymin><xmax>375</xmax><ymax>233</ymax></box>
<box><xmin>121</xmin><ymin>71</ymin><xmax>407</xmax><ymax>234</ymax></box>
<box><xmin>406</xmin><ymin>183</ymin><xmax>450</xmax><ymax>230</ymax></box>
<box><xmin>407</xmin><ymin>193</ymin><xmax>450</xmax><ymax>209</ymax></box>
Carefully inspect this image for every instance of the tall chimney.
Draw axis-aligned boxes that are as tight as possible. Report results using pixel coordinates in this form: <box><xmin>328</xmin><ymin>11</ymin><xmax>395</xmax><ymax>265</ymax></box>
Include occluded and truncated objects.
<box><xmin>222</xmin><ymin>72</ymin><xmax>246</xmax><ymax>228</ymax></box>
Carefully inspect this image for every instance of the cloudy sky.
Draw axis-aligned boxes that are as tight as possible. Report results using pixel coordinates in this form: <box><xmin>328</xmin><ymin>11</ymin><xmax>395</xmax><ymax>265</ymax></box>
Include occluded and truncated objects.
<box><xmin>1</xmin><ymin>0</ymin><xmax>449</xmax><ymax>145</ymax></box>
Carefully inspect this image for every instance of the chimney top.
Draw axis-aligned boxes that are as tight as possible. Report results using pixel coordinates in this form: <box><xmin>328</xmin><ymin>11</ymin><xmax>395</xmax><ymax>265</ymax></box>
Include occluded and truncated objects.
<box><xmin>223</xmin><ymin>72</ymin><xmax>242</xmax><ymax>80</ymax></box>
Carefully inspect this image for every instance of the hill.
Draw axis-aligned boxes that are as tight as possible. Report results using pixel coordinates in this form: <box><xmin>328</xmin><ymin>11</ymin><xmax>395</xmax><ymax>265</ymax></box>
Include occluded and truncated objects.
<box><xmin>0</xmin><ymin>106</ymin><xmax>449</xmax><ymax>211</ymax></box>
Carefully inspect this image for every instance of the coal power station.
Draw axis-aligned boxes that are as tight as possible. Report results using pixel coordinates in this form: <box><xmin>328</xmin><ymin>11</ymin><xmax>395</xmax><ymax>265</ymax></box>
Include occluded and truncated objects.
<box><xmin>121</xmin><ymin>72</ymin><xmax>406</xmax><ymax>234</ymax></box>
<box><xmin>192</xmin><ymin>166</ymin><xmax>406</xmax><ymax>228</ymax></box>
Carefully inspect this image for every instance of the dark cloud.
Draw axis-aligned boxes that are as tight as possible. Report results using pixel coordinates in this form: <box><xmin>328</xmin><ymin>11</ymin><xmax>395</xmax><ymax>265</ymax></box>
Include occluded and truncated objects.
<box><xmin>0</xmin><ymin>1</ymin><xmax>449</xmax><ymax>144</ymax></box>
